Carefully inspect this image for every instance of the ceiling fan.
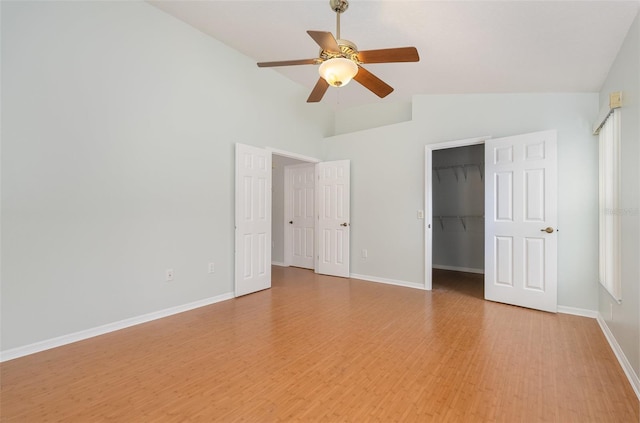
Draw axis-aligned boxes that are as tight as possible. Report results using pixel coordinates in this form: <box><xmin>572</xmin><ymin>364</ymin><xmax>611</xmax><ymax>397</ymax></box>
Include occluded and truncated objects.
<box><xmin>257</xmin><ymin>0</ymin><xmax>420</xmax><ymax>103</ymax></box>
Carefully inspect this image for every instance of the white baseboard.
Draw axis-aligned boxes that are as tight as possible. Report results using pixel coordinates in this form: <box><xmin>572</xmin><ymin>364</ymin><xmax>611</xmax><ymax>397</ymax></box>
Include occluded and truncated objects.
<box><xmin>0</xmin><ymin>292</ymin><xmax>235</xmax><ymax>363</ymax></box>
<box><xmin>432</xmin><ymin>265</ymin><xmax>484</xmax><ymax>274</ymax></box>
<box><xmin>596</xmin><ymin>313</ymin><xmax>640</xmax><ymax>401</ymax></box>
<box><xmin>350</xmin><ymin>273</ymin><xmax>425</xmax><ymax>291</ymax></box>
<box><xmin>557</xmin><ymin>305</ymin><xmax>598</xmax><ymax>318</ymax></box>
<box><xmin>271</xmin><ymin>261</ymin><xmax>288</xmax><ymax>267</ymax></box>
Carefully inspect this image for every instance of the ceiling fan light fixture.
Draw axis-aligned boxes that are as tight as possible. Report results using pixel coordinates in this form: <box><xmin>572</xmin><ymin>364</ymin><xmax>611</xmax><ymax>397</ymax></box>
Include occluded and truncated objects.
<box><xmin>318</xmin><ymin>57</ymin><xmax>358</xmax><ymax>87</ymax></box>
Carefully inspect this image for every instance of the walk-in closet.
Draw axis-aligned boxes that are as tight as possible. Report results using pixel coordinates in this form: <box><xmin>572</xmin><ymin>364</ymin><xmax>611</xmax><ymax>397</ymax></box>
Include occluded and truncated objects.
<box><xmin>432</xmin><ymin>144</ymin><xmax>485</xmax><ymax>276</ymax></box>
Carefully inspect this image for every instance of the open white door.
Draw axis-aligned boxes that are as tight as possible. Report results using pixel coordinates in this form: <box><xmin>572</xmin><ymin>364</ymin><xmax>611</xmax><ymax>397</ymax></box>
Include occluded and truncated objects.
<box><xmin>316</xmin><ymin>160</ymin><xmax>350</xmax><ymax>277</ymax></box>
<box><xmin>485</xmin><ymin>130</ymin><xmax>558</xmax><ymax>312</ymax></box>
<box><xmin>286</xmin><ymin>163</ymin><xmax>315</xmax><ymax>269</ymax></box>
<box><xmin>235</xmin><ymin>143</ymin><xmax>271</xmax><ymax>297</ymax></box>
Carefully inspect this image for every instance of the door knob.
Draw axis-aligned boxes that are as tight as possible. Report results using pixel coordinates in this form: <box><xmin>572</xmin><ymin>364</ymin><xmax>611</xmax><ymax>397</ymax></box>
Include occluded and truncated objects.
<box><xmin>540</xmin><ymin>227</ymin><xmax>554</xmax><ymax>233</ymax></box>
<box><xmin>340</xmin><ymin>222</ymin><xmax>349</xmax><ymax>227</ymax></box>
<box><xmin>289</xmin><ymin>221</ymin><xmax>293</xmax><ymax>224</ymax></box>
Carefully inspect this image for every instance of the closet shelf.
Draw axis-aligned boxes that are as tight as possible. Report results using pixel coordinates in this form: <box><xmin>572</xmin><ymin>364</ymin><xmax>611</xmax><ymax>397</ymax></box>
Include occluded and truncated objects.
<box><xmin>433</xmin><ymin>215</ymin><xmax>484</xmax><ymax>231</ymax></box>
<box><xmin>433</xmin><ymin>163</ymin><xmax>484</xmax><ymax>182</ymax></box>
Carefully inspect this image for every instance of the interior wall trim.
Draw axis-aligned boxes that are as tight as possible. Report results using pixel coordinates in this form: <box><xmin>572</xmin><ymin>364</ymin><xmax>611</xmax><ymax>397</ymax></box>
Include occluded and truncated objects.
<box><xmin>596</xmin><ymin>313</ymin><xmax>640</xmax><ymax>401</ymax></box>
<box><xmin>0</xmin><ymin>292</ymin><xmax>235</xmax><ymax>363</ymax></box>
<box><xmin>556</xmin><ymin>305</ymin><xmax>598</xmax><ymax>318</ymax></box>
<box><xmin>350</xmin><ymin>273</ymin><xmax>425</xmax><ymax>291</ymax></box>
<box><xmin>432</xmin><ymin>265</ymin><xmax>484</xmax><ymax>274</ymax></box>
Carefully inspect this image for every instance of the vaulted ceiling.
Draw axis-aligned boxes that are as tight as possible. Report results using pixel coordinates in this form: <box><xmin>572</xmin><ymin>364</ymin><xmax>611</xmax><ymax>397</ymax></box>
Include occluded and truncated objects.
<box><xmin>150</xmin><ymin>1</ymin><xmax>639</xmax><ymax>109</ymax></box>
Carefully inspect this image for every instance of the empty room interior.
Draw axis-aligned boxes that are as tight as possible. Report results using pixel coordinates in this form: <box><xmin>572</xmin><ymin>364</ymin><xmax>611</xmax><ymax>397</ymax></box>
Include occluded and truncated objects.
<box><xmin>2</xmin><ymin>0</ymin><xmax>640</xmax><ymax>421</ymax></box>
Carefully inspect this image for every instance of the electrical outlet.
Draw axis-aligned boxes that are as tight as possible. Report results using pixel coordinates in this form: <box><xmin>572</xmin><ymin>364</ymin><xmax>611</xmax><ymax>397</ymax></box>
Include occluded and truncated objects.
<box><xmin>166</xmin><ymin>269</ymin><xmax>174</xmax><ymax>281</ymax></box>
<box><xmin>208</xmin><ymin>262</ymin><xmax>215</xmax><ymax>274</ymax></box>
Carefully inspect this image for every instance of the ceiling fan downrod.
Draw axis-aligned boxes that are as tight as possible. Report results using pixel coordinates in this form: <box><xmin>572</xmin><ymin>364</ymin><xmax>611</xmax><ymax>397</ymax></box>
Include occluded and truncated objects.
<box><xmin>330</xmin><ymin>0</ymin><xmax>349</xmax><ymax>40</ymax></box>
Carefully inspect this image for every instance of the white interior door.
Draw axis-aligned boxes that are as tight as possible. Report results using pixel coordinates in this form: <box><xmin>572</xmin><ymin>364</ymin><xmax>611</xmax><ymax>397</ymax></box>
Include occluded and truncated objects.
<box><xmin>235</xmin><ymin>143</ymin><xmax>271</xmax><ymax>297</ymax></box>
<box><xmin>286</xmin><ymin>163</ymin><xmax>315</xmax><ymax>269</ymax></box>
<box><xmin>485</xmin><ymin>130</ymin><xmax>558</xmax><ymax>312</ymax></box>
<box><xmin>316</xmin><ymin>160</ymin><xmax>350</xmax><ymax>277</ymax></box>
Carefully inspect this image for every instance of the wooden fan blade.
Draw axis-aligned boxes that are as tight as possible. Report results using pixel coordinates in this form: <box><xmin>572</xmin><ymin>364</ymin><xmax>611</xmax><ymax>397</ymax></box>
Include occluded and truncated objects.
<box><xmin>307</xmin><ymin>30</ymin><xmax>340</xmax><ymax>52</ymax></box>
<box><xmin>257</xmin><ymin>58</ymin><xmax>318</xmax><ymax>68</ymax></box>
<box><xmin>353</xmin><ymin>66</ymin><xmax>394</xmax><ymax>98</ymax></box>
<box><xmin>357</xmin><ymin>47</ymin><xmax>419</xmax><ymax>64</ymax></box>
<box><xmin>307</xmin><ymin>78</ymin><xmax>330</xmax><ymax>103</ymax></box>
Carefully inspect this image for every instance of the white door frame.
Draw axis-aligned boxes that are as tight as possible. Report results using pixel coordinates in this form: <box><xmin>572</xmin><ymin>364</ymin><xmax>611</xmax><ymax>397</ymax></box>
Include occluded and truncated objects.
<box><xmin>424</xmin><ymin>136</ymin><xmax>491</xmax><ymax>290</ymax></box>
<box><xmin>267</xmin><ymin>148</ymin><xmax>320</xmax><ymax>165</ymax></box>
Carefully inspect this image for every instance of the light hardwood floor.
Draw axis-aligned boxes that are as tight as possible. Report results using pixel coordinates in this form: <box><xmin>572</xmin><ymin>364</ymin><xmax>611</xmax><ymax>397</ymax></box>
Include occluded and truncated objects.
<box><xmin>1</xmin><ymin>267</ymin><xmax>638</xmax><ymax>422</ymax></box>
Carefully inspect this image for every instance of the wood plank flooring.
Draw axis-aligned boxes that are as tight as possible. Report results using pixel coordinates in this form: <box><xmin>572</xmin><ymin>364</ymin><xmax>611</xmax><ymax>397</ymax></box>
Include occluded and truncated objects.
<box><xmin>1</xmin><ymin>267</ymin><xmax>638</xmax><ymax>422</ymax></box>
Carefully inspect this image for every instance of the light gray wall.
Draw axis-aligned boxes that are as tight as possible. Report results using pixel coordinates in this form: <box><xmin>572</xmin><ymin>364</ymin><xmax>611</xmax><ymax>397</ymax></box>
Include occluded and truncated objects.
<box><xmin>323</xmin><ymin>93</ymin><xmax>599</xmax><ymax>311</ymax></box>
<box><xmin>334</xmin><ymin>102</ymin><xmax>412</xmax><ymax>135</ymax></box>
<box><xmin>597</xmin><ymin>12</ymin><xmax>640</xmax><ymax>376</ymax></box>
<box><xmin>1</xmin><ymin>1</ymin><xmax>333</xmax><ymax>351</ymax></box>
<box><xmin>432</xmin><ymin>145</ymin><xmax>484</xmax><ymax>271</ymax></box>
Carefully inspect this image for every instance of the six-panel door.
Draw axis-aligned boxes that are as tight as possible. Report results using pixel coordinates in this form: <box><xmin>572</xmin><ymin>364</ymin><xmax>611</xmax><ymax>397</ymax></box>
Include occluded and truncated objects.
<box><xmin>485</xmin><ymin>131</ymin><xmax>558</xmax><ymax>312</ymax></box>
<box><xmin>316</xmin><ymin>160</ymin><xmax>351</xmax><ymax>278</ymax></box>
<box><xmin>235</xmin><ymin>143</ymin><xmax>272</xmax><ymax>297</ymax></box>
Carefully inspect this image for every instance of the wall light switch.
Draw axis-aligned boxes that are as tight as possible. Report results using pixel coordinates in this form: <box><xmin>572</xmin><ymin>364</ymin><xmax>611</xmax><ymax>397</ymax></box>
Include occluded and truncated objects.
<box><xmin>166</xmin><ymin>269</ymin><xmax>174</xmax><ymax>281</ymax></box>
<box><xmin>417</xmin><ymin>210</ymin><xmax>424</xmax><ymax>219</ymax></box>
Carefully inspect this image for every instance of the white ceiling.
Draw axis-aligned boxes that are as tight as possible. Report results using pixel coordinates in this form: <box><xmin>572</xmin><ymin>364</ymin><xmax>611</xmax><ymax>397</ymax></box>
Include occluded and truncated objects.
<box><xmin>149</xmin><ymin>1</ymin><xmax>639</xmax><ymax>109</ymax></box>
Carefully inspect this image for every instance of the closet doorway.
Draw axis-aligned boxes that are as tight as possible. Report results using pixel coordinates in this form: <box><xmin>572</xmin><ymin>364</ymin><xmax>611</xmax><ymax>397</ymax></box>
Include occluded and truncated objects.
<box><xmin>425</xmin><ymin>136</ymin><xmax>489</xmax><ymax>290</ymax></box>
<box><xmin>432</xmin><ymin>144</ymin><xmax>485</xmax><ymax>269</ymax></box>
<box><xmin>425</xmin><ymin>131</ymin><xmax>558</xmax><ymax>313</ymax></box>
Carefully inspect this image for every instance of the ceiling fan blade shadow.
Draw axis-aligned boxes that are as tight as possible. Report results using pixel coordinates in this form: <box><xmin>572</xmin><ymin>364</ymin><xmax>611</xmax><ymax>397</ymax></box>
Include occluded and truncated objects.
<box><xmin>357</xmin><ymin>47</ymin><xmax>419</xmax><ymax>64</ymax></box>
<box><xmin>353</xmin><ymin>66</ymin><xmax>393</xmax><ymax>98</ymax></box>
<box><xmin>307</xmin><ymin>78</ymin><xmax>330</xmax><ymax>103</ymax></box>
<box><xmin>307</xmin><ymin>30</ymin><xmax>340</xmax><ymax>52</ymax></box>
<box><xmin>257</xmin><ymin>59</ymin><xmax>318</xmax><ymax>67</ymax></box>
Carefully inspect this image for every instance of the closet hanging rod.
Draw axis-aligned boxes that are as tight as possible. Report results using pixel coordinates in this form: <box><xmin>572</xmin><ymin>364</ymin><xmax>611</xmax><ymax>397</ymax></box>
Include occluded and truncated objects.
<box><xmin>433</xmin><ymin>215</ymin><xmax>484</xmax><ymax>231</ymax></box>
<box><xmin>432</xmin><ymin>163</ymin><xmax>483</xmax><ymax>171</ymax></box>
<box><xmin>433</xmin><ymin>163</ymin><xmax>484</xmax><ymax>182</ymax></box>
<box><xmin>433</xmin><ymin>215</ymin><xmax>484</xmax><ymax>219</ymax></box>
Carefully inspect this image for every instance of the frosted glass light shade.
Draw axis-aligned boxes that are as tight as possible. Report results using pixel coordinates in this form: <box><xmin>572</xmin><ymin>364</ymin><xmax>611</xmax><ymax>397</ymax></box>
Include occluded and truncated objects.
<box><xmin>318</xmin><ymin>58</ymin><xmax>358</xmax><ymax>87</ymax></box>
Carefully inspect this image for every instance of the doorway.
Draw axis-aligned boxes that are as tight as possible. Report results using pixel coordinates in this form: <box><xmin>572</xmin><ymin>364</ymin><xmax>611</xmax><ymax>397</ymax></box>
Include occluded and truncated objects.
<box><xmin>424</xmin><ymin>131</ymin><xmax>558</xmax><ymax>313</ymax></box>
<box><xmin>425</xmin><ymin>137</ymin><xmax>489</xmax><ymax>290</ymax></box>
<box><xmin>431</xmin><ymin>144</ymin><xmax>484</xmax><ymax>292</ymax></box>
<box><xmin>235</xmin><ymin>144</ymin><xmax>352</xmax><ymax>296</ymax></box>
<box><xmin>431</xmin><ymin>144</ymin><xmax>485</xmax><ymax>293</ymax></box>
<box><xmin>271</xmin><ymin>154</ymin><xmax>317</xmax><ymax>269</ymax></box>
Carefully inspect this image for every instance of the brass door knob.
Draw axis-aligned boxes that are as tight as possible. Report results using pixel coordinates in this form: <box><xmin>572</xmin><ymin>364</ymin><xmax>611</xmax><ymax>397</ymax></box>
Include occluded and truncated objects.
<box><xmin>540</xmin><ymin>227</ymin><xmax>554</xmax><ymax>233</ymax></box>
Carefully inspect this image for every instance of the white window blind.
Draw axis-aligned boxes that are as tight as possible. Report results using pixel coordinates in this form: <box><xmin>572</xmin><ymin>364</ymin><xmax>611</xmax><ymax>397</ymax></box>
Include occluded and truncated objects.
<box><xmin>598</xmin><ymin>109</ymin><xmax>621</xmax><ymax>302</ymax></box>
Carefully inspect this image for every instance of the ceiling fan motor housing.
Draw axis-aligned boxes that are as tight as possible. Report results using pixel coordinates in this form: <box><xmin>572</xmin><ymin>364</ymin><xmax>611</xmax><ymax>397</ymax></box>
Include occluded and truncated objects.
<box><xmin>320</xmin><ymin>39</ymin><xmax>360</xmax><ymax>63</ymax></box>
